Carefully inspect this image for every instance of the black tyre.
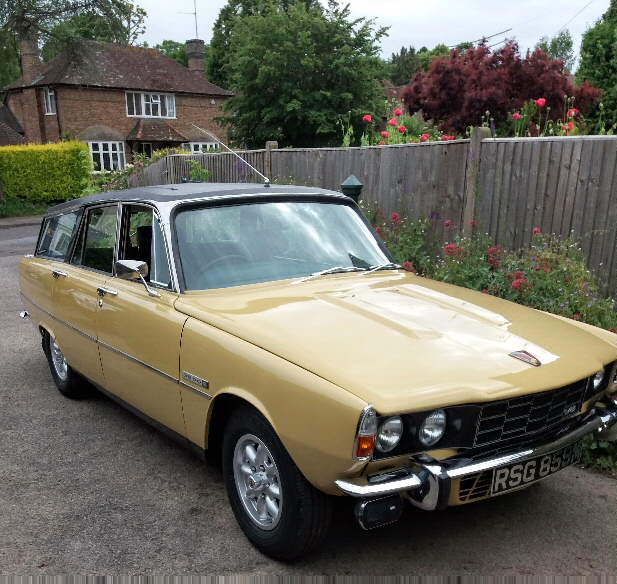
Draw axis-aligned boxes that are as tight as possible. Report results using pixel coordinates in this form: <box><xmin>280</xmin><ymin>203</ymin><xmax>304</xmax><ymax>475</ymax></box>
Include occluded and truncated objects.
<box><xmin>42</xmin><ymin>332</ymin><xmax>89</xmax><ymax>399</ymax></box>
<box><xmin>222</xmin><ymin>405</ymin><xmax>332</xmax><ymax>561</ymax></box>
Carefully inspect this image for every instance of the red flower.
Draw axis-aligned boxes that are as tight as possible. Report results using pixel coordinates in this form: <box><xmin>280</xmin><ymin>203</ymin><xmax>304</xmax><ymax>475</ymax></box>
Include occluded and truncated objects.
<box><xmin>469</xmin><ymin>219</ymin><xmax>476</xmax><ymax>227</ymax></box>
<box><xmin>362</xmin><ymin>114</ymin><xmax>373</xmax><ymax>123</ymax></box>
<box><xmin>381</xmin><ymin>130</ymin><xmax>390</xmax><ymax>138</ymax></box>
<box><xmin>419</xmin><ymin>133</ymin><xmax>430</xmax><ymax>142</ymax></box>
<box><xmin>443</xmin><ymin>219</ymin><xmax>455</xmax><ymax>229</ymax></box>
<box><xmin>512</xmin><ymin>112</ymin><xmax>522</xmax><ymax>120</ymax></box>
<box><xmin>375</xmin><ymin>226</ymin><xmax>383</xmax><ymax>235</ymax></box>
<box><xmin>402</xmin><ymin>260</ymin><xmax>415</xmax><ymax>272</ymax></box>
<box><xmin>532</xmin><ymin>227</ymin><xmax>541</xmax><ymax>235</ymax></box>
<box><xmin>444</xmin><ymin>243</ymin><xmax>462</xmax><ymax>256</ymax></box>
<box><xmin>571</xmin><ymin>314</ymin><xmax>582</xmax><ymax>320</ymax></box>
<box><xmin>488</xmin><ymin>256</ymin><xmax>501</xmax><ymax>269</ymax></box>
<box><xmin>608</xmin><ymin>328</ymin><xmax>616</xmax><ymax>334</ymax></box>
<box><xmin>511</xmin><ymin>277</ymin><xmax>529</xmax><ymax>291</ymax></box>
<box><xmin>378</xmin><ymin>141</ymin><xmax>386</xmax><ymax>145</ymax></box>
<box><xmin>394</xmin><ymin>108</ymin><xmax>403</xmax><ymax>116</ymax></box>
<box><xmin>533</xmin><ymin>265</ymin><xmax>541</xmax><ymax>271</ymax></box>
<box><xmin>387</xmin><ymin>118</ymin><xmax>398</xmax><ymax>127</ymax></box>
<box><xmin>535</xmin><ymin>98</ymin><xmax>546</xmax><ymax>108</ymax></box>
<box><xmin>398</xmin><ymin>125</ymin><xmax>407</xmax><ymax>134</ymax></box>
<box><xmin>486</xmin><ymin>245</ymin><xmax>504</xmax><ymax>256</ymax></box>
<box><xmin>514</xmin><ymin>270</ymin><xmax>525</xmax><ymax>279</ymax></box>
<box><xmin>567</xmin><ymin>121</ymin><xmax>575</xmax><ymax>131</ymax></box>
<box><xmin>481</xmin><ymin>289</ymin><xmax>492</xmax><ymax>294</ymax></box>
<box><xmin>567</xmin><ymin>108</ymin><xmax>579</xmax><ymax>118</ymax></box>
<box><xmin>390</xmin><ymin>212</ymin><xmax>401</xmax><ymax>224</ymax></box>
<box><xmin>543</xmin><ymin>264</ymin><xmax>551</xmax><ymax>273</ymax></box>
<box><xmin>440</xmin><ymin>135</ymin><xmax>449</xmax><ymax>141</ymax></box>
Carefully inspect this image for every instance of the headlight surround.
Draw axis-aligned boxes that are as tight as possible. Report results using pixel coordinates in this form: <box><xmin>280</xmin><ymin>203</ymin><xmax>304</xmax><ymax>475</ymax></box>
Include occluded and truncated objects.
<box><xmin>376</xmin><ymin>416</ymin><xmax>403</xmax><ymax>453</ymax></box>
<box><xmin>418</xmin><ymin>409</ymin><xmax>447</xmax><ymax>447</ymax></box>
<box><xmin>593</xmin><ymin>370</ymin><xmax>605</xmax><ymax>389</ymax></box>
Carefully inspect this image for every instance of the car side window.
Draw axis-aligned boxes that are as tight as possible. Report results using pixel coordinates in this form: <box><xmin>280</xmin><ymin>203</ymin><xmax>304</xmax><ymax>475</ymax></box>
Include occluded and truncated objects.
<box><xmin>120</xmin><ymin>205</ymin><xmax>171</xmax><ymax>288</ymax></box>
<box><xmin>36</xmin><ymin>212</ymin><xmax>80</xmax><ymax>261</ymax></box>
<box><xmin>72</xmin><ymin>205</ymin><xmax>118</xmax><ymax>273</ymax></box>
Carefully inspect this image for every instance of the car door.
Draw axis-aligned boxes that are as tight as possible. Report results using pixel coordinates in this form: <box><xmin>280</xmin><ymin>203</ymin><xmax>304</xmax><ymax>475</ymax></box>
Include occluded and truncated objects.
<box><xmin>96</xmin><ymin>203</ymin><xmax>186</xmax><ymax>437</ymax></box>
<box><xmin>52</xmin><ymin>204</ymin><xmax>119</xmax><ymax>386</ymax></box>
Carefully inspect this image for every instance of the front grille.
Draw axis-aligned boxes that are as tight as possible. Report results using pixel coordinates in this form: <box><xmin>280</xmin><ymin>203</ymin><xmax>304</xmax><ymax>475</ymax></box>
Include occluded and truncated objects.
<box><xmin>458</xmin><ymin>471</ymin><xmax>493</xmax><ymax>502</ymax></box>
<box><xmin>474</xmin><ymin>378</ymin><xmax>592</xmax><ymax>448</ymax></box>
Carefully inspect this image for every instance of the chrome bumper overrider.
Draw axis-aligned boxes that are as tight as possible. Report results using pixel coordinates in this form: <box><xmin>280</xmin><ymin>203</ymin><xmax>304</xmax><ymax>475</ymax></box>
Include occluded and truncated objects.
<box><xmin>335</xmin><ymin>403</ymin><xmax>617</xmax><ymax>510</ymax></box>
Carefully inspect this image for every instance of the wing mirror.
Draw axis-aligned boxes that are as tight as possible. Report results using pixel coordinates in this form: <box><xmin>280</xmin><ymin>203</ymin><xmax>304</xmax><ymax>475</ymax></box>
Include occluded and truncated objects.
<box><xmin>115</xmin><ymin>259</ymin><xmax>160</xmax><ymax>297</ymax></box>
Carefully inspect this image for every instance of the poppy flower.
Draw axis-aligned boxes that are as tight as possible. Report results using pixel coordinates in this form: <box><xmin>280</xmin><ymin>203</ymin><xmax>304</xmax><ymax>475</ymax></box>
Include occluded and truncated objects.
<box><xmin>381</xmin><ymin>131</ymin><xmax>390</xmax><ymax>138</ymax></box>
<box><xmin>567</xmin><ymin>121</ymin><xmax>575</xmax><ymax>131</ymax></box>
<box><xmin>387</xmin><ymin>118</ymin><xmax>398</xmax><ymax>127</ymax></box>
<box><xmin>440</xmin><ymin>135</ymin><xmax>449</xmax><ymax>141</ymax></box>
<box><xmin>567</xmin><ymin>108</ymin><xmax>579</xmax><ymax>118</ymax></box>
<box><xmin>443</xmin><ymin>219</ymin><xmax>454</xmax><ymax>229</ymax></box>
<box><xmin>402</xmin><ymin>261</ymin><xmax>415</xmax><ymax>272</ymax></box>
<box><xmin>535</xmin><ymin>98</ymin><xmax>546</xmax><ymax>108</ymax></box>
<box><xmin>512</xmin><ymin>112</ymin><xmax>522</xmax><ymax>120</ymax></box>
<box><xmin>488</xmin><ymin>256</ymin><xmax>501</xmax><ymax>268</ymax></box>
<box><xmin>378</xmin><ymin>141</ymin><xmax>386</xmax><ymax>145</ymax></box>
<box><xmin>486</xmin><ymin>245</ymin><xmax>504</xmax><ymax>256</ymax></box>
<box><xmin>419</xmin><ymin>133</ymin><xmax>430</xmax><ymax>142</ymax></box>
<box><xmin>514</xmin><ymin>270</ymin><xmax>525</xmax><ymax>279</ymax></box>
<box><xmin>532</xmin><ymin>227</ymin><xmax>541</xmax><ymax>235</ymax></box>
<box><xmin>533</xmin><ymin>265</ymin><xmax>541</xmax><ymax>271</ymax></box>
<box><xmin>375</xmin><ymin>226</ymin><xmax>383</xmax><ymax>235</ymax></box>
<box><xmin>444</xmin><ymin>243</ymin><xmax>462</xmax><ymax>256</ymax></box>
<box><xmin>511</xmin><ymin>278</ymin><xmax>529</xmax><ymax>291</ymax></box>
<box><xmin>362</xmin><ymin>114</ymin><xmax>372</xmax><ymax>123</ymax></box>
<box><xmin>390</xmin><ymin>212</ymin><xmax>401</xmax><ymax>224</ymax></box>
<box><xmin>398</xmin><ymin>125</ymin><xmax>407</xmax><ymax>134</ymax></box>
<box><xmin>394</xmin><ymin>108</ymin><xmax>403</xmax><ymax>116</ymax></box>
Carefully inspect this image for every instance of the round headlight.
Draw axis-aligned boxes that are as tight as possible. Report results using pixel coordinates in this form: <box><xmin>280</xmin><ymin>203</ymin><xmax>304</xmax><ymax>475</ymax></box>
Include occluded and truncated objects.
<box><xmin>593</xmin><ymin>370</ymin><xmax>605</xmax><ymax>389</ymax></box>
<box><xmin>419</xmin><ymin>409</ymin><xmax>447</xmax><ymax>447</ymax></box>
<box><xmin>376</xmin><ymin>416</ymin><xmax>403</xmax><ymax>453</ymax></box>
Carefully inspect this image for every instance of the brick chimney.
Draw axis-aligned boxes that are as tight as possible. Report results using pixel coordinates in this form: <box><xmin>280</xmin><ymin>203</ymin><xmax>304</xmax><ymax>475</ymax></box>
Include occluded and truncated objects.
<box><xmin>185</xmin><ymin>39</ymin><xmax>205</xmax><ymax>76</ymax></box>
<box><xmin>19</xmin><ymin>33</ymin><xmax>42</xmax><ymax>85</ymax></box>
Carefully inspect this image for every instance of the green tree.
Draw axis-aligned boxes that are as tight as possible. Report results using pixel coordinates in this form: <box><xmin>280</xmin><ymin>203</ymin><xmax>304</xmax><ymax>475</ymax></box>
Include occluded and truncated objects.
<box><xmin>0</xmin><ymin>28</ymin><xmax>20</xmax><ymax>89</ymax></box>
<box><xmin>224</xmin><ymin>1</ymin><xmax>386</xmax><ymax>148</ymax></box>
<box><xmin>577</xmin><ymin>1</ymin><xmax>617</xmax><ymax>128</ymax></box>
<box><xmin>207</xmin><ymin>0</ymin><xmax>318</xmax><ymax>88</ymax></box>
<box><xmin>153</xmin><ymin>39</ymin><xmax>187</xmax><ymax>66</ymax></box>
<box><xmin>417</xmin><ymin>44</ymin><xmax>450</xmax><ymax>71</ymax></box>
<box><xmin>535</xmin><ymin>29</ymin><xmax>575</xmax><ymax>71</ymax></box>
<box><xmin>388</xmin><ymin>46</ymin><xmax>422</xmax><ymax>85</ymax></box>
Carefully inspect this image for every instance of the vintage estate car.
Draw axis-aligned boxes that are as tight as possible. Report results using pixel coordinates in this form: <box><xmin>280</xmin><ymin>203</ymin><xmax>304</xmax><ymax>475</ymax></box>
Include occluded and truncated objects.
<box><xmin>19</xmin><ymin>183</ymin><xmax>617</xmax><ymax>560</ymax></box>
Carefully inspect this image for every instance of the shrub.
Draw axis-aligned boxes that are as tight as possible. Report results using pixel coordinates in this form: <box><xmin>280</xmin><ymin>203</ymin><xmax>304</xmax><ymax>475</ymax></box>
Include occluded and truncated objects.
<box><xmin>0</xmin><ymin>141</ymin><xmax>91</xmax><ymax>203</ymax></box>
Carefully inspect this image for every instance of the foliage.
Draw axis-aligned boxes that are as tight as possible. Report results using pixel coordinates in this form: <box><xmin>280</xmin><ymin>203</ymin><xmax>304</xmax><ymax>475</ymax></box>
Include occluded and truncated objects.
<box><xmin>207</xmin><ymin>0</ymin><xmax>318</xmax><ymax>89</ymax></box>
<box><xmin>401</xmin><ymin>41</ymin><xmax>602</xmax><ymax>134</ymax></box>
<box><xmin>0</xmin><ymin>196</ymin><xmax>49</xmax><ymax>217</ymax></box>
<box><xmin>41</xmin><ymin>7</ymin><xmax>145</xmax><ymax>61</ymax></box>
<box><xmin>577</xmin><ymin>0</ymin><xmax>617</xmax><ymax>130</ymax></box>
<box><xmin>224</xmin><ymin>1</ymin><xmax>387</xmax><ymax>148</ymax></box>
<box><xmin>0</xmin><ymin>28</ymin><xmax>20</xmax><ymax>90</ymax></box>
<box><xmin>581</xmin><ymin>435</ymin><xmax>617</xmax><ymax>473</ymax></box>
<box><xmin>0</xmin><ymin>141</ymin><xmax>91</xmax><ymax>203</ymax></box>
<box><xmin>153</xmin><ymin>39</ymin><xmax>187</xmax><ymax>66</ymax></box>
<box><xmin>535</xmin><ymin>30</ymin><xmax>575</xmax><ymax>72</ymax></box>
<box><xmin>387</xmin><ymin>46</ymin><xmax>422</xmax><ymax>86</ymax></box>
<box><xmin>186</xmin><ymin>159</ymin><xmax>211</xmax><ymax>182</ymax></box>
<box><xmin>416</xmin><ymin>43</ymin><xmax>450</xmax><ymax>71</ymax></box>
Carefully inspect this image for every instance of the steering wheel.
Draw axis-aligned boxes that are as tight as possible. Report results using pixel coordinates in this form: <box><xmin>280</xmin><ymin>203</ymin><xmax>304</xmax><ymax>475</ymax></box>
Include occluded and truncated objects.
<box><xmin>202</xmin><ymin>253</ymin><xmax>251</xmax><ymax>271</ymax></box>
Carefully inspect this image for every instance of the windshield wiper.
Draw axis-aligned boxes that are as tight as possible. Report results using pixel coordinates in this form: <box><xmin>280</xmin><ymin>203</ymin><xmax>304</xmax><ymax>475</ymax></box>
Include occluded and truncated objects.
<box><xmin>362</xmin><ymin>262</ymin><xmax>402</xmax><ymax>275</ymax></box>
<box><xmin>296</xmin><ymin>265</ymin><xmax>366</xmax><ymax>283</ymax></box>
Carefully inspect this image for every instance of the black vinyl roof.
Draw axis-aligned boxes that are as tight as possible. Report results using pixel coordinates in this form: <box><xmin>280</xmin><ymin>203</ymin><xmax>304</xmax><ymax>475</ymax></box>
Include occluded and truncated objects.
<box><xmin>47</xmin><ymin>183</ymin><xmax>345</xmax><ymax>215</ymax></box>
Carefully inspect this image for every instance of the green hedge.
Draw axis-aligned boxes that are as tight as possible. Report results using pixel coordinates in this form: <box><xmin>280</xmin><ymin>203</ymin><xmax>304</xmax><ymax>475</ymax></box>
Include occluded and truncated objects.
<box><xmin>0</xmin><ymin>141</ymin><xmax>91</xmax><ymax>203</ymax></box>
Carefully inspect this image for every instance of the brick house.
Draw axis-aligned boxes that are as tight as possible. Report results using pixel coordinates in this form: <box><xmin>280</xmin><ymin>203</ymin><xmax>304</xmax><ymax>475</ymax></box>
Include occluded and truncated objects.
<box><xmin>2</xmin><ymin>38</ymin><xmax>232</xmax><ymax>170</ymax></box>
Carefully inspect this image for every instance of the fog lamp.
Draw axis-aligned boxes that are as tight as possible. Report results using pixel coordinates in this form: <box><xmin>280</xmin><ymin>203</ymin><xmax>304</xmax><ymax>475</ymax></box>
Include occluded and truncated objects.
<box><xmin>376</xmin><ymin>416</ymin><xmax>403</xmax><ymax>453</ymax></box>
<box><xmin>419</xmin><ymin>409</ymin><xmax>446</xmax><ymax>447</ymax></box>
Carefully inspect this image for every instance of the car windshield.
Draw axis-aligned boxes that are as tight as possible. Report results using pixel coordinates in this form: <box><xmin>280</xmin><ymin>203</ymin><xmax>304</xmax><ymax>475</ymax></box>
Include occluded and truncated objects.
<box><xmin>175</xmin><ymin>201</ymin><xmax>390</xmax><ymax>290</ymax></box>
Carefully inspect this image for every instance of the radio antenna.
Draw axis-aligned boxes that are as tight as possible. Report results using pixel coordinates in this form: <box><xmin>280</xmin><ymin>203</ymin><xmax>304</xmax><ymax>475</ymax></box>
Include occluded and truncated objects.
<box><xmin>190</xmin><ymin>123</ymin><xmax>271</xmax><ymax>186</ymax></box>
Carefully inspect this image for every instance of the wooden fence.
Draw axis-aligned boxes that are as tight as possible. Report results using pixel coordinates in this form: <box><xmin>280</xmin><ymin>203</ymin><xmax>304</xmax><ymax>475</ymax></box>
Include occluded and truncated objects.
<box><xmin>128</xmin><ymin>134</ymin><xmax>617</xmax><ymax>294</ymax></box>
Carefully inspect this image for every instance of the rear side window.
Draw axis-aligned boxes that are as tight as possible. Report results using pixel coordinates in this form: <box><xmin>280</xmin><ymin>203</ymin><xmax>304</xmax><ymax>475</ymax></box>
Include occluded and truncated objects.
<box><xmin>36</xmin><ymin>212</ymin><xmax>79</xmax><ymax>260</ymax></box>
<box><xmin>72</xmin><ymin>205</ymin><xmax>118</xmax><ymax>273</ymax></box>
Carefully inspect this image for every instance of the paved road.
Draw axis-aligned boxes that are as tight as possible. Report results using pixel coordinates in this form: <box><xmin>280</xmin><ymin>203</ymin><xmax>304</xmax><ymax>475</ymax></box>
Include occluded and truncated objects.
<box><xmin>1</xmin><ymin>223</ymin><xmax>615</xmax><ymax>575</ymax></box>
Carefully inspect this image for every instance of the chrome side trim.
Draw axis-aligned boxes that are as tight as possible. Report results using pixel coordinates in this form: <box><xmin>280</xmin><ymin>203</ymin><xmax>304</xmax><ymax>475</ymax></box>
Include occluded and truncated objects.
<box><xmin>179</xmin><ymin>380</ymin><xmax>213</xmax><ymax>400</ymax></box>
<box><xmin>97</xmin><ymin>339</ymin><xmax>178</xmax><ymax>384</ymax></box>
<box><xmin>21</xmin><ymin>292</ymin><xmax>96</xmax><ymax>342</ymax></box>
<box><xmin>335</xmin><ymin>473</ymin><xmax>422</xmax><ymax>497</ymax></box>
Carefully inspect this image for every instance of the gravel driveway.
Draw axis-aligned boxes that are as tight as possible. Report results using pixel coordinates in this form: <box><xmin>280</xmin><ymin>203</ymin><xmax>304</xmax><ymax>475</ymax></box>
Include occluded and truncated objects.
<box><xmin>1</xmin><ymin>222</ymin><xmax>615</xmax><ymax>575</ymax></box>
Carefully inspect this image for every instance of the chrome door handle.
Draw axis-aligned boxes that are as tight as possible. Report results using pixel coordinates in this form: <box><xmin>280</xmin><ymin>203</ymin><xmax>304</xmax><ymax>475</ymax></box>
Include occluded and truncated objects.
<box><xmin>52</xmin><ymin>269</ymin><xmax>68</xmax><ymax>279</ymax></box>
<box><xmin>97</xmin><ymin>287</ymin><xmax>118</xmax><ymax>297</ymax></box>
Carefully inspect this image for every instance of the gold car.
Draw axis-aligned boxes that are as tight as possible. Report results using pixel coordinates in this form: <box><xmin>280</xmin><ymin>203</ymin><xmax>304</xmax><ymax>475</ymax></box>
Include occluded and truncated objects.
<box><xmin>19</xmin><ymin>184</ymin><xmax>617</xmax><ymax>560</ymax></box>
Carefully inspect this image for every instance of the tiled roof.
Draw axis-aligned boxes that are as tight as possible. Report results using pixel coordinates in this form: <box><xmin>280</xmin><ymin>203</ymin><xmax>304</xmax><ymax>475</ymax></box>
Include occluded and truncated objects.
<box><xmin>126</xmin><ymin>119</ymin><xmax>188</xmax><ymax>142</ymax></box>
<box><xmin>0</xmin><ymin>120</ymin><xmax>26</xmax><ymax>146</ymax></box>
<box><xmin>5</xmin><ymin>40</ymin><xmax>233</xmax><ymax>97</ymax></box>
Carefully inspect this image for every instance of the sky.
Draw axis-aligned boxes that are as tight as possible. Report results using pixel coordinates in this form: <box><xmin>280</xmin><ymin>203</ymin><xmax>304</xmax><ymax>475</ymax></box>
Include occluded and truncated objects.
<box><xmin>138</xmin><ymin>0</ymin><xmax>610</xmax><ymax>63</ymax></box>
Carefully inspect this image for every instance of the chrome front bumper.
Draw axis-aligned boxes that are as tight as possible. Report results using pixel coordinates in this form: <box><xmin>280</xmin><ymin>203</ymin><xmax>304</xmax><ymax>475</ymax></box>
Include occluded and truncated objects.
<box><xmin>335</xmin><ymin>403</ymin><xmax>617</xmax><ymax>510</ymax></box>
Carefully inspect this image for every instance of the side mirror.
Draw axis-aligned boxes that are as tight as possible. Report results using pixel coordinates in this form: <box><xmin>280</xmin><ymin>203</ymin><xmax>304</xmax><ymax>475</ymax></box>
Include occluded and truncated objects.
<box><xmin>116</xmin><ymin>259</ymin><xmax>148</xmax><ymax>280</ymax></box>
<box><xmin>114</xmin><ymin>259</ymin><xmax>160</xmax><ymax>297</ymax></box>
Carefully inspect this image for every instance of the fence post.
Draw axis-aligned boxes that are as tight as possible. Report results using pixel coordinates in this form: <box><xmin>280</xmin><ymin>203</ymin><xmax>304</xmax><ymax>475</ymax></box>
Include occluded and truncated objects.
<box><xmin>265</xmin><ymin>141</ymin><xmax>278</xmax><ymax>180</ymax></box>
<box><xmin>462</xmin><ymin>126</ymin><xmax>491</xmax><ymax>235</ymax></box>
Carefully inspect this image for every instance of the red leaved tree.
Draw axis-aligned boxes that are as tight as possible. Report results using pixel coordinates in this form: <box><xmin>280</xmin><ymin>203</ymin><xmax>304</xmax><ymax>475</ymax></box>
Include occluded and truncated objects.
<box><xmin>401</xmin><ymin>41</ymin><xmax>601</xmax><ymax>133</ymax></box>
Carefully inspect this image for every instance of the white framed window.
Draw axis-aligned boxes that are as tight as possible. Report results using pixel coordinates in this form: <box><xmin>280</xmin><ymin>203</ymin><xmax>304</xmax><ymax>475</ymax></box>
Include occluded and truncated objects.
<box><xmin>88</xmin><ymin>141</ymin><xmax>126</xmax><ymax>171</ymax></box>
<box><xmin>43</xmin><ymin>87</ymin><xmax>56</xmax><ymax>115</ymax></box>
<box><xmin>126</xmin><ymin>92</ymin><xmax>176</xmax><ymax>119</ymax></box>
<box><xmin>182</xmin><ymin>142</ymin><xmax>218</xmax><ymax>153</ymax></box>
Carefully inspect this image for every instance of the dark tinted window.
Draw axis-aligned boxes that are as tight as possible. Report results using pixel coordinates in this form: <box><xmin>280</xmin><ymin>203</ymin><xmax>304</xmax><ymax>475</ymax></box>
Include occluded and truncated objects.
<box><xmin>72</xmin><ymin>206</ymin><xmax>118</xmax><ymax>273</ymax></box>
<box><xmin>36</xmin><ymin>212</ymin><xmax>79</xmax><ymax>260</ymax></box>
